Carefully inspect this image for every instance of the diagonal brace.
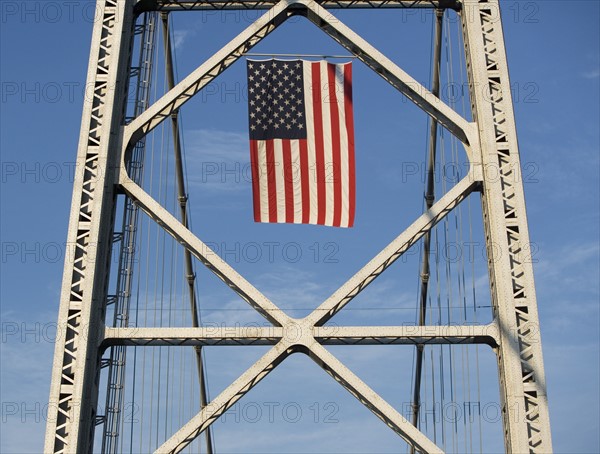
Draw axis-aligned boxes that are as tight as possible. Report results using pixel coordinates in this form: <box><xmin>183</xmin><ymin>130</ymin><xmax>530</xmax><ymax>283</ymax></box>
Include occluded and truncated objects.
<box><xmin>123</xmin><ymin>0</ymin><xmax>292</xmax><ymax>150</ymax></box>
<box><xmin>306</xmin><ymin>172</ymin><xmax>479</xmax><ymax>327</ymax></box>
<box><xmin>155</xmin><ymin>342</ymin><xmax>293</xmax><ymax>453</ymax></box>
<box><xmin>120</xmin><ymin>176</ymin><xmax>292</xmax><ymax>327</ymax></box>
<box><xmin>307</xmin><ymin>342</ymin><xmax>444</xmax><ymax>453</ymax></box>
<box><xmin>124</xmin><ymin>0</ymin><xmax>475</xmax><ymax>158</ymax></box>
<box><xmin>298</xmin><ymin>0</ymin><xmax>475</xmax><ymax>149</ymax></box>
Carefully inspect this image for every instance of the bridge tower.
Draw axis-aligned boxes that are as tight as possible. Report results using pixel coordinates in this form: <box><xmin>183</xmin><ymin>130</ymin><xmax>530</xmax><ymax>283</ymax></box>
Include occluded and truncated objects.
<box><xmin>45</xmin><ymin>1</ymin><xmax>552</xmax><ymax>452</ymax></box>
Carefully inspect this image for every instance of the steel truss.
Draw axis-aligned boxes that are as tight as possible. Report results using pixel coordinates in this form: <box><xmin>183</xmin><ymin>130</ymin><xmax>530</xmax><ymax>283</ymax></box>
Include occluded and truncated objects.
<box><xmin>45</xmin><ymin>0</ymin><xmax>552</xmax><ymax>453</ymax></box>
<box><xmin>134</xmin><ymin>0</ymin><xmax>461</xmax><ymax>12</ymax></box>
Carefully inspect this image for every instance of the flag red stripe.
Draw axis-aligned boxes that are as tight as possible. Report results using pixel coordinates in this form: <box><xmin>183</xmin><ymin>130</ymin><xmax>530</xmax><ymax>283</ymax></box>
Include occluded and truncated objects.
<box><xmin>327</xmin><ymin>63</ymin><xmax>343</xmax><ymax>228</ymax></box>
<box><xmin>344</xmin><ymin>64</ymin><xmax>356</xmax><ymax>227</ymax></box>
<box><xmin>311</xmin><ymin>62</ymin><xmax>326</xmax><ymax>226</ymax></box>
<box><xmin>299</xmin><ymin>139</ymin><xmax>310</xmax><ymax>224</ymax></box>
<box><xmin>282</xmin><ymin>140</ymin><xmax>294</xmax><ymax>223</ymax></box>
<box><xmin>249</xmin><ymin>140</ymin><xmax>261</xmax><ymax>222</ymax></box>
<box><xmin>265</xmin><ymin>140</ymin><xmax>278</xmax><ymax>223</ymax></box>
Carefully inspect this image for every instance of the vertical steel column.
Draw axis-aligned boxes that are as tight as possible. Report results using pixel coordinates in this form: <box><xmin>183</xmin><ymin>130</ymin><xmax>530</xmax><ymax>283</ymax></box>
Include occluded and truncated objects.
<box><xmin>44</xmin><ymin>1</ymin><xmax>135</xmax><ymax>452</ymax></box>
<box><xmin>461</xmin><ymin>1</ymin><xmax>553</xmax><ymax>451</ymax></box>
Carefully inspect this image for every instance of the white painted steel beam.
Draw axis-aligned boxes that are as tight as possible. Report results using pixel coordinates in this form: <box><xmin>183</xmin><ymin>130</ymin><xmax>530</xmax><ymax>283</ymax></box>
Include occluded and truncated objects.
<box><xmin>102</xmin><ymin>324</ymin><xmax>499</xmax><ymax>347</ymax></box>
<box><xmin>134</xmin><ymin>0</ymin><xmax>461</xmax><ymax>12</ymax></box>
<box><xmin>44</xmin><ymin>1</ymin><xmax>136</xmax><ymax>452</ymax></box>
<box><xmin>306</xmin><ymin>172</ymin><xmax>480</xmax><ymax>326</ymax></box>
<box><xmin>461</xmin><ymin>1</ymin><xmax>553</xmax><ymax>451</ymax></box>
<box><xmin>123</xmin><ymin>0</ymin><xmax>292</xmax><ymax>149</ymax></box>
<box><xmin>156</xmin><ymin>343</ymin><xmax>292</xmax><ymax>453</ymax></box>
<box><xmin>123</xmin><ymin>0</ymin><xmax>477</xmax><ymax>157</ymax></box>
<box><xmin>307</xmin><ymin>343</ymin><xmax>444</xmax><ymax>453</ymax></box>
<box><xmin>120</xmin><ymin>175</ymin><xmax>292</xmax><ymax>327</ymax></box>
<box><xmin>299</xmin><ymin>0</ymin><xmax>477</xmax><ymax>149</ymax></box>
<box><xmin>155</xmin><ymin>321</ymin><xmax>444</xmax><ymax>454</ymax></box>
<box><xmin>121</xmin><ymin>170</ymin><xmax>478</xmax><ymax>328</ymax></box>
<box><xmin>103</xmin><ymin>326</ymin><xmax>284</xmax><ymax>346</ymax></box>
<box><xmin>315</xmin><ymin>324</ymin><xmax>498</xmax><ymax>346</ymax></box>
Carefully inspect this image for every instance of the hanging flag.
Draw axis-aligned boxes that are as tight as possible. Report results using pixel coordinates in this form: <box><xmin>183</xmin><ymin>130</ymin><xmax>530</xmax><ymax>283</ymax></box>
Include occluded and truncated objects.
<box><xmin>247</xmin><ymin>59</ymin><xmax>355</xmax><ymax>228</ymax></box>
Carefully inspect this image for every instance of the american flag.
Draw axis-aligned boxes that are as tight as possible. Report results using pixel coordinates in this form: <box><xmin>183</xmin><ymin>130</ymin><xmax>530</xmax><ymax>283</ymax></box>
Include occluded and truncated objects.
<box><xmin>247</xmin><ymin>59</ymin><xmax>355</xmax><ymax>228</ymax></box>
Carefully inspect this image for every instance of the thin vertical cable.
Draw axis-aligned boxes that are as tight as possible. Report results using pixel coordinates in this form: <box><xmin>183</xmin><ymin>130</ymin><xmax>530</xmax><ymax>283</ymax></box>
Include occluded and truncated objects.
<box><xmin>409</xmin><ymin>11</ymin><xmax>445</xmax><ymax>453</ymax></box>
<box><xmin>101</xmin><ymin>12</ymin><xmax>157</xmax><ymax>453</ymax></box>
<box><xmin>160</xmin><ymin>12</ymin><xmax>214</xmax><ymax>454</ymax></box>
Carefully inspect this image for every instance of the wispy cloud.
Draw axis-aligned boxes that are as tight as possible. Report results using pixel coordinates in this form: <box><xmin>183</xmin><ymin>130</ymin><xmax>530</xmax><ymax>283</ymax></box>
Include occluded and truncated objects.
<box><xmin>184</xmin><ymin>128</ymin><xmax>250</xmax><ymax>193</ymax></box>
<box><xmin>172</xmin><ymin>29</ymin><xmax>194</xmax><ymax>51</ymax></box>
<box><xmin>534</xmin><ymin>240</ymin><xmax>600</xmax><ymax>336</ymax></box>
<box><xmin>1</xmin><ymin>310</ymin><xmax>57</xmax><ymax>452</ymax></box>
<box><xmin>535</xmin><ymin>240</ymin><xmax>600</xmax><ymax>286</ymax></box>
<box><xmin>187</xmin><ymin>129</ymin><xmax>247</xmax><ymax>161</ymax></box>
<box><xmin>582</xmin><ymin>68</ymin><xmax>600</xmax><ymax>79</ymax></box>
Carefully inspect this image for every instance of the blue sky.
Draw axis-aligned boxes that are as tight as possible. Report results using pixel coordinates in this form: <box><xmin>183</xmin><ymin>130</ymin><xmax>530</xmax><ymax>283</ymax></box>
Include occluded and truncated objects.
<box><xmin>1</xmin><ymin>1</ymin><xmax>599</xmax><ymax>453</ymax></box>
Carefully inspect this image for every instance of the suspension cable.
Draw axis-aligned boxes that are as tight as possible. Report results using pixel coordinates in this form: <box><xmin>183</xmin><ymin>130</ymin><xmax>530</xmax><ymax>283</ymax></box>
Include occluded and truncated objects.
<box><xmin>409</xmin><ymin>9</ymin><xmax>444</xmax><ymax>453</ymax></box>
<box><xmin>101</xmin><ymin>12</ymin><xmax>158</xmax><ymax>453</ymax></box>
<box><xmin>160</xmin><ymin>12</ymin><xmax>214</xmax><ymax>454</ymax></box>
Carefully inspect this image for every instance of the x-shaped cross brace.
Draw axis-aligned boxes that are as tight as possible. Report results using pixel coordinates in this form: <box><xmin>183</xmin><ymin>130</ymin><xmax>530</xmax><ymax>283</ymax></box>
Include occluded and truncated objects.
<box><xmin>115</xmin><ymin>166</ymin><xmax>482</xmax><ymax>453</ymax></box>
<box><xmin>110</xmin><ymin>1</ymin><xmax>492</xmax><ymax>451</ymax></box>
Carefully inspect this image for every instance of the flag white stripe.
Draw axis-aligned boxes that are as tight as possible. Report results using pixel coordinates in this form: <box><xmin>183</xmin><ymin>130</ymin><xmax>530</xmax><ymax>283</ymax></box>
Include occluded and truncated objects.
<box><xmin>291</xmin><ymin>140</ymin><xmax>303</xmax><ymax>223</ymax></box>
<box><xmin>336</xmin><ymin>64</ymin><xmax>350</xmax><ymax>228</ymax></box>
<box><xmin>320</xmin><ymin>62</ymin><xmax>334</xmax><ymax>227</ymax></box>
<box><xmin>303</xmin><ymin>62</ymin><xmax>318</xmax><ymax>225</ymax></box>
<box><xmin>257</xmin><ymin>141</ymin><xmax>269</xmax><ymax>223</ymax></box>
<box><xmin>273</xmin><ymin>139</ymin><xmax>286</xmax><ymax>222</ymax></box>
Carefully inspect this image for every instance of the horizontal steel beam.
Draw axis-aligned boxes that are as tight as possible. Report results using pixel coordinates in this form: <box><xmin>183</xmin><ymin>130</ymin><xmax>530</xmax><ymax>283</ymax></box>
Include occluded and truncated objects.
<box><xmin>103</xmin><ymin>326</ymin><xmax>282</xmax><ymax>347</ymax></box>
<box><xmin>135</xmin><ymin>0</ymin><xmax>461</xmax><ymax>13</ymax></box>
<box><xmin>102</xmin><ymin>324</ymin><xmax>498</xmax><ymax>347</ymax></box>
<box><xmin>317</xmin><ymin>325</ymin><xmax>498</xmax><ymax>347</ymax></box>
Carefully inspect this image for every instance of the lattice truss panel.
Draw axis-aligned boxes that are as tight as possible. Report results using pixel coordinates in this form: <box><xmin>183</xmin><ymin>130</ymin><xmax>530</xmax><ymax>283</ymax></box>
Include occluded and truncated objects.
<box><xmin>45</xmin><ymin>0</ymin><xmax>552</xmax><ymax>453</ymax></box>
<box><xmin>45</xmin><ymin>1</ymin><xmax>136</xmax><ymax>452</ymax></box>
<box><xmin>461</xmin><ymin>2</ymin><xmax>551</xmax><ymax>451</ymax></box>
